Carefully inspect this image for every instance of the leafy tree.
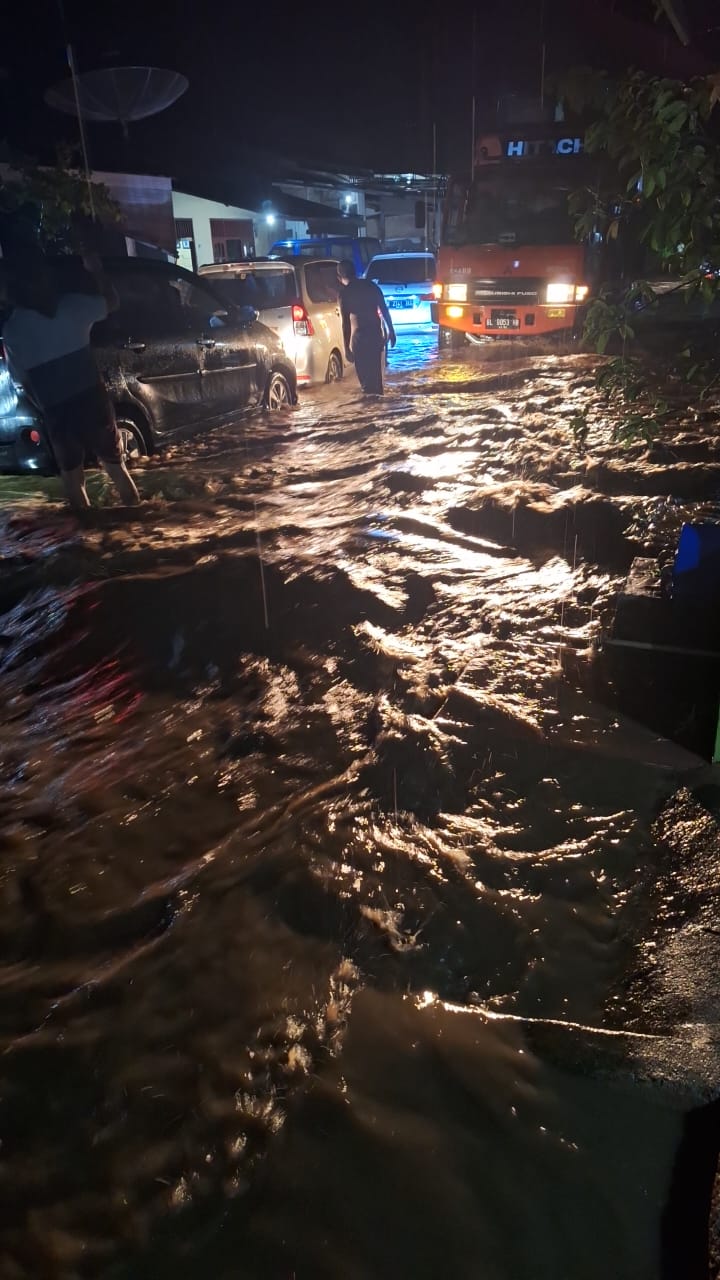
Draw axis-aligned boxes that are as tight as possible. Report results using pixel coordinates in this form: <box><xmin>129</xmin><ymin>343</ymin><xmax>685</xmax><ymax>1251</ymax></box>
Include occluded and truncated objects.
<box><xmin>0</xmin><ymin>146</ymin><xmax>120</xmax><ymax>253</ymax></box>
<box><xmin>564</xmin><ymin>68</ymin><xmax>720</xmax><ymax>283</ymax></box>
<box><xmin>560</xmin><ymin>66</ymin><xmax>720</xmax><ymax>444</ymax></box>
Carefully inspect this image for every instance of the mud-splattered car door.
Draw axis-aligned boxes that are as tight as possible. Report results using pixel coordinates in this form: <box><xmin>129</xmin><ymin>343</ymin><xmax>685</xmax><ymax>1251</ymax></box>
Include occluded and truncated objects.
<box><xmin>92</xmin><ymin>264</ymin><xmax>205</xmax><ymax>439</ymax></box>
<box><xmin>176</xmin><ymin>276</ymin><xmax>262</xmax><ymax>420</ymax></box>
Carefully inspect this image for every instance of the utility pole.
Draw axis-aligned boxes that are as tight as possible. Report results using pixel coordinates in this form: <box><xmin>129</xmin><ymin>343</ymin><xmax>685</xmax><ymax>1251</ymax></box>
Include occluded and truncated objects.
<box><xmin>56</xmin><ymin>0</ymin><xmax>96</xmax><ymax>219</ymax></box>
<box><xmin>470</xmin><ymin>10</ymin><xmax>477</xmax><ymax>178</ymax></box>
<box><xmin>432</xmin><ymin>120</ymin><xmax>438</xmax><ymax>251</ymax></box>
<box><xmin>539</xmin><ymin>0</ymin><xmax>546</xmax><ymax>113</ymax></box>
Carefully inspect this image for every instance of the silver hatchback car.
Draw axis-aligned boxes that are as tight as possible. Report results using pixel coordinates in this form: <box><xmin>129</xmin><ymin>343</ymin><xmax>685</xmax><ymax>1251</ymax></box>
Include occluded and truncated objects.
<box><xmin>199</xmin><ymin>258</ymin><xmax>345</xmax><ymax>387</ymax></box>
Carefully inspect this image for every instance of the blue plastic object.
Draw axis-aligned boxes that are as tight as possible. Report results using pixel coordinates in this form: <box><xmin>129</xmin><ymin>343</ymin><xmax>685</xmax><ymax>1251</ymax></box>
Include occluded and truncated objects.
<box><xmin>672</xmin><ymin>523</ymin><xmax>720</xmax><ymax>601</ymax></box>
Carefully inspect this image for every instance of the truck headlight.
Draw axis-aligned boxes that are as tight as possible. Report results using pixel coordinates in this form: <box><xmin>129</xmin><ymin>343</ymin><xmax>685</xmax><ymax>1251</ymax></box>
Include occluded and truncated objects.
<box><xmin>546</xmin><ymin>282</ymin><xmax>589</xmax><ymax>304</ymax></box>
<box><xmin>432</xmin><ymin>282</ymin><xmax>442</xmax><ymax>300</ymax></box>
<box><xmin>446</xmin><ymin>282</ymin><xmax>467</xmax><ymax>302</ymax></box>
<box><xmin>546</xmin><ymin>282</ymin><xmax>575</xmax><ymax>304</ymax></box>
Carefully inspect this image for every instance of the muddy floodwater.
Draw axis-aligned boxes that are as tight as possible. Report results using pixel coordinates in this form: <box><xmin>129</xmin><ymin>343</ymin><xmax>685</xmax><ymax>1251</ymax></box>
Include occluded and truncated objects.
<box><xmin>2</xmin><ymin>332</ymin><xmax>720</xmax><ymax>1279</ymax></box>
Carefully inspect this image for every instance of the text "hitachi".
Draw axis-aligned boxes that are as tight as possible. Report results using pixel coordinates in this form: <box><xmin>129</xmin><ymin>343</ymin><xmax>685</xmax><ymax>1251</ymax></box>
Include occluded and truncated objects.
<box><xmin>506</xmin><ymin>138</ymin><xmax>583</xmax><ymax>157</ymax></box>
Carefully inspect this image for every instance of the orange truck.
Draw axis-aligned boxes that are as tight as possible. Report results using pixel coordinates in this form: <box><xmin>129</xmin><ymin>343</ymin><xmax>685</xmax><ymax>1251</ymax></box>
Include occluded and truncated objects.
<box><xmin>433</xmin><ymin>122</ymin><xmax>597</xmax><ymax>346</ymax></box>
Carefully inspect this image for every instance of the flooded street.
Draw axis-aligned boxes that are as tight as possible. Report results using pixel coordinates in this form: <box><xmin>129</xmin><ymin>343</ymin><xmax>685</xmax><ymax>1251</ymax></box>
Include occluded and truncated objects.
<box><xmin>2</xmin><ymin>331</ymin><xmax>720</xmax><ymax>1279</ymax></box>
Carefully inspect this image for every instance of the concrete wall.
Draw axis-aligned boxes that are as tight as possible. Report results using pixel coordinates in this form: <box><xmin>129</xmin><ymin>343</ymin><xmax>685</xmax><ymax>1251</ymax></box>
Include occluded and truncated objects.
<box><xmin>93</xmin><ymin>171</ymin><xmax>176</xmax><ymax>255</ymax></box>
<box><xmin>364</xmin><ymin>189</ymin><xmax>434</xmax><ymax>249</ymax></box>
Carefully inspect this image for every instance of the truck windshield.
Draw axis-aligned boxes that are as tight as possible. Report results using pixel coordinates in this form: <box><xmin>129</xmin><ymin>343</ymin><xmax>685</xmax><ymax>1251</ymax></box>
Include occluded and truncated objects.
<box><xmin>446</xmin><ymin>175</ymin><xmax>575</xmax><ymax>247</ymax></box>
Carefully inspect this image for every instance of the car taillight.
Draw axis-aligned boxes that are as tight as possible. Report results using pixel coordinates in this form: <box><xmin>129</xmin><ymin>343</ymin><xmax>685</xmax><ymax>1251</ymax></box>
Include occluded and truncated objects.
<box><xmin>292</xmin><ymin>303</ymin><xmax>314</xmax><ymax>337</ymax></box>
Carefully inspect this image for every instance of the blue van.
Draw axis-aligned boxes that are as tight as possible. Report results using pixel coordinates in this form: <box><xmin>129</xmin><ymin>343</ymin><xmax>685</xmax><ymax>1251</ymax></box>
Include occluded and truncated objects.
<box><xmin>269</xmin><ymin>236</ymin><xmax>381</xmax><ymax>278</ymax></box>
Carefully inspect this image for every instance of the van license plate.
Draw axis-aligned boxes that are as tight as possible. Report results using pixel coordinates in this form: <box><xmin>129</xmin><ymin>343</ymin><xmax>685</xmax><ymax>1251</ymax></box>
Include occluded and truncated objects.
<box><xmin>389</xmin><ymin>298</ymin><xmax>414</xmax><ymax>309</ymax></box>
<box><xmin>487</xmin><ymin>311</ymin><xmax>519</xmax><ymax>329</ymax></box>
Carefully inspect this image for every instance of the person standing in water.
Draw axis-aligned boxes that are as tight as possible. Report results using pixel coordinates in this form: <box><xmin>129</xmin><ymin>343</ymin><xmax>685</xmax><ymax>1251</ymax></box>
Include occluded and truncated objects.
<box><xmin>2</xmin><ymin>247</ymin><xmax>140</xmax><ymax>513</ymax></box>
<box><xmin>338</xmin><ymin>259</ymin><xmax>396</xmax><ymax>395</ymax></box>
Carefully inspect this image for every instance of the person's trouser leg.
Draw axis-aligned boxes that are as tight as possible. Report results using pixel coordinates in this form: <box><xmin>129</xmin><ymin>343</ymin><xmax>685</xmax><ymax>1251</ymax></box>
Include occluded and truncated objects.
<box><xmin>365</xmin><ymin>343</ymin><xmax>384</xmax><ymax>394</ymax></box>
<box><xmin>353</xmin><ymin>333</ymin><xmax>384</xmax><ymax>394</ymax></box>
<box><xmin>60</xmin><ymin>467</ymin><xmax>91</xmax><ymax>511</ymax></box>
<box><xmin>351</xmin><ymin>334</ymin><xmax>368</xmax><ymax>391</ymax></box>
<box><xmin>103</xmin><ymin>459</ymin><xmax>140</xmax><ymax>506</ymax></box>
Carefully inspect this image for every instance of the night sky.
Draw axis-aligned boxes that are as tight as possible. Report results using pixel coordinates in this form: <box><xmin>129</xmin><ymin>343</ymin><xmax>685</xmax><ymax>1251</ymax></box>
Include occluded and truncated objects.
<box><xmin>1</xmin><ymin>0</ymin><xmax>719</xmax><ymax>182</ymax></box>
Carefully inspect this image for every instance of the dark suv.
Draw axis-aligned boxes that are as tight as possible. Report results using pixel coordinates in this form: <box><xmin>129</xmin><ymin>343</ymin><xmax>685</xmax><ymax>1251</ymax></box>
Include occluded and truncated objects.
<box><xmin>0</xmin><ymin>256</ymin><xmax>298</xmax><ymax>473</ymax></box>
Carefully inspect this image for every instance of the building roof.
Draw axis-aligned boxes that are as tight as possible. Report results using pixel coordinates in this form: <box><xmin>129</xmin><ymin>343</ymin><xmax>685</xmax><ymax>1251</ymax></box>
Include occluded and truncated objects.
<box><xmin>173</xmin><ymin>176</ymin><xmax>362</xmax><ymax>226</ymax></box>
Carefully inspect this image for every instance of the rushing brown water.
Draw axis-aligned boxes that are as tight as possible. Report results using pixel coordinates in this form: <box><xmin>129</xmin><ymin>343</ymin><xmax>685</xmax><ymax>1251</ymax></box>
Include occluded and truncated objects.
<box><xmin>1</xmin><ymin>332</ymin><xmax>720</xmax><ymax>1280</ymax></box>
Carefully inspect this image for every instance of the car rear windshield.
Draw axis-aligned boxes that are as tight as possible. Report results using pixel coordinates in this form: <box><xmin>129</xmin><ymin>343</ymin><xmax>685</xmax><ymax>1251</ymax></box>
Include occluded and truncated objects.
<box><xmin>303</xmin><ymin>261</ymin><xmax>340</xmax><ymax>304</ymax></box>
<box><xmin>279</xmin><ymin>240</ymin><xmax>380</xmax><ymax>267</ymax></box>
<box><xmin>209</xmin><ymin>269</ymin><xmax>296</xmax><ymax>309</ymax></box>
<box><xmin>367</xmin><ymin>257</ymin><xmax>435</xmax><ymax>285</ymax></box>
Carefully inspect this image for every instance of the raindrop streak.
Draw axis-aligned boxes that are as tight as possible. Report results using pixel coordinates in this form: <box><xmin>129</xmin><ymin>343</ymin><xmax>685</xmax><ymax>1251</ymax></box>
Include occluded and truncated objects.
<box><xmin>255</xmin><ymin>500</ymin><xmax>269</xmax><ymax>629</ymax></box>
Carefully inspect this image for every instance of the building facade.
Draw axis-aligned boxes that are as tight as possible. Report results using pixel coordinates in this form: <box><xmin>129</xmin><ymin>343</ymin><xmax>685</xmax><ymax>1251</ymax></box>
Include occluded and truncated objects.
<box><xmin>172</xmin><ymin>190</ymin><xmax>309</xmax><ymax>269</ymax></box>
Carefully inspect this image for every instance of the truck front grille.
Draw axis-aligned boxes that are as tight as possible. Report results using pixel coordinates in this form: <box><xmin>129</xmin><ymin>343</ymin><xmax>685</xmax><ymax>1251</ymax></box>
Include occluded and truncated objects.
<box><xmin>472</xmin><ymin>278</ymin><xmax>542</xmax><ymax>306</ymax></box>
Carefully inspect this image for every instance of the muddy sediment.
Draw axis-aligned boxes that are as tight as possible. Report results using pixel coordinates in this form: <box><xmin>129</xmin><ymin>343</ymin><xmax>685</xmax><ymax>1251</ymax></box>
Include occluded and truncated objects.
<box><xmin>0</xmin><ymin>335</ymin><xmax>719</xmax><ymax>1278</ymax></box>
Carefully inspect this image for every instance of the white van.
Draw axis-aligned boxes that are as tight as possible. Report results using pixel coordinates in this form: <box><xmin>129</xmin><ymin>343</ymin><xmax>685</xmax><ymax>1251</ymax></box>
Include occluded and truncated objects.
<box><xmin>199</xmin><ymin>258</ymin><xmax>345</xmax><ymax>386</ymax></box>
<box><xmin>364</xmin><ymin>252</ymin><xmax>437</xmax><ymax>327</ymax></box>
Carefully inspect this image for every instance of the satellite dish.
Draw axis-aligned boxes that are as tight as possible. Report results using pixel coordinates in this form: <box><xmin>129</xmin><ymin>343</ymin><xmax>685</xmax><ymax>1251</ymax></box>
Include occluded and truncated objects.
<box><xmin>45</xmin><ymin>66</ymin><xmax>188</xmax><ymax>138</ymax></box>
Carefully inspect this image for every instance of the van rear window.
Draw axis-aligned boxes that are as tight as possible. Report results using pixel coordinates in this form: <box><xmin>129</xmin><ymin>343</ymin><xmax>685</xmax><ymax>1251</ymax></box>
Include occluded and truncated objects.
<box><xmin>210</xmin><ymin>269</ymin><xmax>296</xmax><ymax>309</ymax></box>
<box><xmin>366</xmin><ymin>256</ymin><xmax>436</xmax><ymax>284</ymax></box>
<box><xmin>304</xmin><ymin>261</ymin><xmax>340</xmax><ymax>304</ymax></box>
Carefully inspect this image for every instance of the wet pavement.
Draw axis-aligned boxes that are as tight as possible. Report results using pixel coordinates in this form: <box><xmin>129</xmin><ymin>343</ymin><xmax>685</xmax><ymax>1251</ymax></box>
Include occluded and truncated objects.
<box><xmin>1</xmin><ymin>330</ymin><xmax>720</xmax><ymax>1278</ymax></box>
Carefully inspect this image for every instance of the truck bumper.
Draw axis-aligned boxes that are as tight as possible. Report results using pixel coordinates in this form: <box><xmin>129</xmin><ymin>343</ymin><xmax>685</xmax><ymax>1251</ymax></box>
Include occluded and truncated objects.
<box><xmin>437</xmin><ymin>301</ymin><xmax>584</xmax><ymax>339</ymax></box>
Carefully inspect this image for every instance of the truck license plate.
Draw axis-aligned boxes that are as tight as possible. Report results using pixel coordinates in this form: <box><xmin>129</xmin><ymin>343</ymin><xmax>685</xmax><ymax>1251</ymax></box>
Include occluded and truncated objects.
<box><xmin>487</xmin><ymin>310</ymin><xmax>519</xmax><ymax>329</ymax></box>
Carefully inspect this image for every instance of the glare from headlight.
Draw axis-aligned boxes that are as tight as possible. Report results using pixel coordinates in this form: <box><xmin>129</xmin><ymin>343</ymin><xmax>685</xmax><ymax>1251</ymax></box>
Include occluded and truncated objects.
<box><xmin>546</xmin><ymin>282</ymin><xmax>575</xmax><ymax>304</ymax></box>
<box><xmin>432</xmin><ymin>282</ymin><xmax>442</xmax><ymax>300</ymax></box>
<box><xmin>446</xmin><ymin>282</ymin><xmax>468</xmax><ymax>302</ymax></box>
<box><xmin>446</xmin><ymin>305</ymin><xmax>464</xmax><ymax>318</ymax></box>
<box><xmin>574</xmin><ymin>284</ymin><xmax>589</xmax><ymax>302</ymax></box>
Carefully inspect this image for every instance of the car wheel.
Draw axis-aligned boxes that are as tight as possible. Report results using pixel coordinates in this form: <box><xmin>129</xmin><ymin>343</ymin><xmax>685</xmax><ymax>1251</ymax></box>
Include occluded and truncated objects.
<box><xmin>438</xmin><ymin>325</ymin><xmax>465</xmax><ymax>350</ymax></box>
<box><xmin>116</xmin><ymin>414</ymin><xmax>149</xmax><ymax>462</ymax></box>
<box><xmin>265</xmin><ymin>371</ymin><xmax>293</xmax><ymax>410</ymax></box>
<box><xmin>325</xmin><ymin>351</ymin><xmax>343</xmax><ymax>383</ymax></box>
